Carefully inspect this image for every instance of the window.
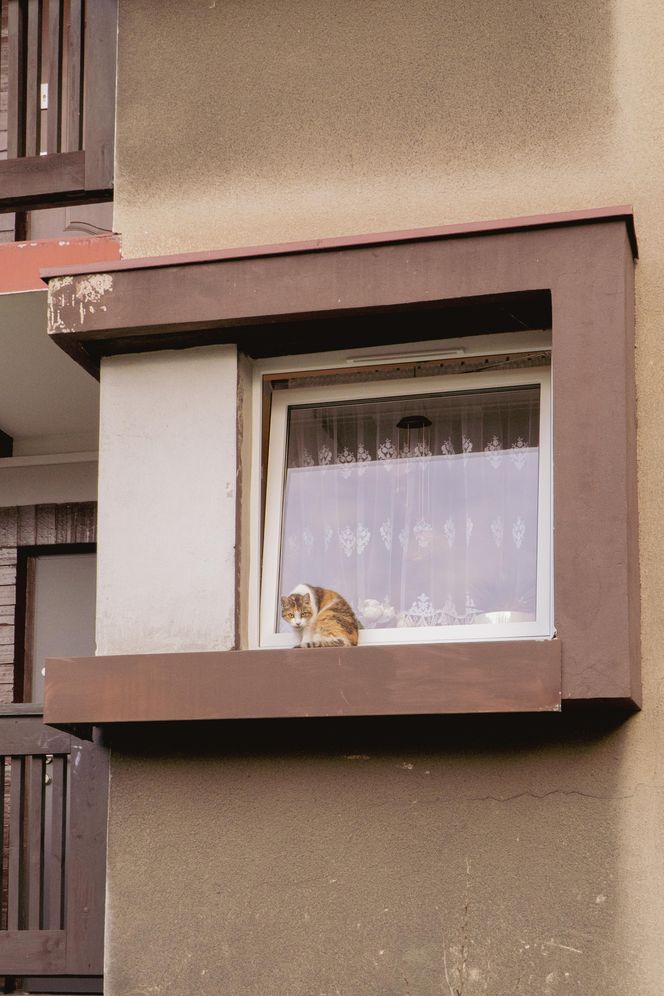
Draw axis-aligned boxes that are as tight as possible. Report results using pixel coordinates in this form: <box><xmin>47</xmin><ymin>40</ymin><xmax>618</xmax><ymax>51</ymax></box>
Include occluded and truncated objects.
<box><xmin>14</xmin><ymin>545</ymin><xmax>97</xmax><ymax>703</ymax></box>
<box><xmin>260</xmin><ymin>361</ymin><xmax>552</xmax><ymax>648</ymax></box>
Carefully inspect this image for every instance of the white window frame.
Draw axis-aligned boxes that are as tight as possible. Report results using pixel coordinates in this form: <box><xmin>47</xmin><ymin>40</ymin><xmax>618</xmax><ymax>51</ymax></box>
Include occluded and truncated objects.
<box><xmin>253</xmin><ymin>337</ymin><xmax>552</xmax><ymax>649</ymax></box>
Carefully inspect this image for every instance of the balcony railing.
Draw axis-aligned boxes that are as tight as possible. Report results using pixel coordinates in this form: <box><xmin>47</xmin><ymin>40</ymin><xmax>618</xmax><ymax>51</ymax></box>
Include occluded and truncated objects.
<box><xmin>0</xmin><ymin>708</ymin><xmax>108</xmax><ymax>980</ymax></box>
<box><xmin>0</xmin><ymin>0</ymin><xmax>116</xmax><ymax>216</ymax></box>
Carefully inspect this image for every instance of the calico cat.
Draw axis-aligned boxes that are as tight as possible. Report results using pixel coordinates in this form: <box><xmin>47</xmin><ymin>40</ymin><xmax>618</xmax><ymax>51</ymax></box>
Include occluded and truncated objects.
<box><xmin>280</xmin><ymin>583</ymin><xmax>359</xmax><ymax>648</ymax></box>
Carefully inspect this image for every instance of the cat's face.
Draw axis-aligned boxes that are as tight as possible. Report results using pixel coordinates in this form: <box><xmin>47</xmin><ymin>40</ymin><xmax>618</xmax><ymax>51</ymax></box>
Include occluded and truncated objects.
<box><xmin>281</xmin><ymin>592</ymin><xmax>314</xmax><ymax>629</ymax></box>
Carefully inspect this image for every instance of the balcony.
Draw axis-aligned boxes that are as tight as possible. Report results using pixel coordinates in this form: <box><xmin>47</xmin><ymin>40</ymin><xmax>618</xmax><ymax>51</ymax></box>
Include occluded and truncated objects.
<box><xmin>0</xmin><ymin>0</ymin><xmax>116</xmax><ymax>241</ymax></box>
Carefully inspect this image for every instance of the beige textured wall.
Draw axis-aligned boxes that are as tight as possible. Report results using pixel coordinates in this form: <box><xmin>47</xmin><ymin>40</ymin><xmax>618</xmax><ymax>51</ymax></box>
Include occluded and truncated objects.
<box><xmin>106</xmin><ymin>1</ymin><xmax>664</xmax><ymax>993</ymax></box>
<box><xmin>114</xmin><ymin>0</ymin><xmax>659</xmax><ymax>258</ymax></box>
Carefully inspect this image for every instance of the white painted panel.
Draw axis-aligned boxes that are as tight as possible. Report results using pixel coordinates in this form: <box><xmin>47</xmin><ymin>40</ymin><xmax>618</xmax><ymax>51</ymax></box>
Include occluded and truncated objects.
<box><xmin>32</xmin><ymin>553</ymin><xmax>97</xmax><ymax>703</ymax></box>
<box><xmin>97</xmin><ymin>346</ymin><xmax>237</xmax><ymax>655</ymax></box>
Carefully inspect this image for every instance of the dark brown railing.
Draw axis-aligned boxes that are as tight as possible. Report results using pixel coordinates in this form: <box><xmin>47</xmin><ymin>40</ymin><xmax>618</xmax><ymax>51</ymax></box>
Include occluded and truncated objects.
<box><xmin>0</xmin><ymin>708</ymin><xmax>107</xmax><ymax>978</ymax></box>
<box><xmin>0</xmin><ymin>0</ymin><xmax>116</xmax><ymax>213</ymax></box>
<box><xmin>5</xmin><ymin>0</ymin><xmax>84</xmax><ymax>158</ymax></box>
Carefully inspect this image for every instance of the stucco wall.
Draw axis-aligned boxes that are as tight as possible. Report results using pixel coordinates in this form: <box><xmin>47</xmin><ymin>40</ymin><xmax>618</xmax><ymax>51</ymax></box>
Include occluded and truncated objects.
<box><xmin>105</xmin><ymin>1</ymin><xmax>664</xmax><ymax>994</ymax></box>
<box><xmin>96</xmin><ymin>346</ymin><xmax>237</xmax><ymax>656</ymax></box>
<box><xmin>114</xmin><ymin>0</ymin><xmax>658</xmax><ymax>259</ymax></box>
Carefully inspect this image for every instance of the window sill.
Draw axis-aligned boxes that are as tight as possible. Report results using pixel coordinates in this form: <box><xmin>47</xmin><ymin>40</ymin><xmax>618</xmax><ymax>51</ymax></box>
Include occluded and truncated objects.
<box><xmin>43</xmin><ymin>641</ymin><xmax>561</xmax><ymax>732</ymax></box>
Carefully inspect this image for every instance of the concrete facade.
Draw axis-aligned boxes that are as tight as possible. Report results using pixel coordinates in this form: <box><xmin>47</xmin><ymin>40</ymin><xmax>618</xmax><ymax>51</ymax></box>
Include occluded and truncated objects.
<box><xmin>101</xmin><ymin>1</ymin><xmax>664</xmax><ymax>993</ymax></box>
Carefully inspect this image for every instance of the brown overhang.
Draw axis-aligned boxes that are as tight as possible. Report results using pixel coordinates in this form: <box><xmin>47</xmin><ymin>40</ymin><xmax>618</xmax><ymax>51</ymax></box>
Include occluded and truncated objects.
<box><xmin>38</xmin><ymin>207</ymin><xmax>640</xmax><ymax>710</ymax></box>
<box><xmin>41</xmin><ymin>205</ymin><xmax>638</xmax><ymax>279</ymax></box>
<box><xmin>42</xmin><ymin>206</ymin><xmax>637</xmax><ymax>380</ymax></box>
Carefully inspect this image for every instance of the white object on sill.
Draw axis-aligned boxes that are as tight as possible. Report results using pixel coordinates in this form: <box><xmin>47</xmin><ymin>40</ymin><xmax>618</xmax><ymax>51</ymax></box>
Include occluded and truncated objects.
<box><xmin>474</xmin><ymin>611</ymin><xmax>535</xmax><ymax>625</ymax></box>
<box><xmin>346</xmin><ymin>347</ymin><xmax>466</xmax><ymax>366</ymax></box>
<box><xmin>40</xmin><ymin>83</ymin><xmax>48</xmax><ymax>109</ymax></box>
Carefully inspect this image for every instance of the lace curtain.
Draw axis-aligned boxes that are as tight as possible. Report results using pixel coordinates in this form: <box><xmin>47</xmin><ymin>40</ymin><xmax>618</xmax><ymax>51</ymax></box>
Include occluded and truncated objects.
<box><xmin>278</xmin><ymin>386</ymin><xmax>540</xmax><ymax>631</ymax></box>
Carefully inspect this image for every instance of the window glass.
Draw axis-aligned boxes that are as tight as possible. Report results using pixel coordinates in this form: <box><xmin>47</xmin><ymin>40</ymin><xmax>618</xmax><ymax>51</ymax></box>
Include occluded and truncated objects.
<box><xmin>277</xmin><ymin>386</ymin><xmax>540</xmax><ymax>634</ymax></box>
<box><xmin>31</xmin><ymin>553</ymin><xmax>97</xmax><ymax>703</ymax></box>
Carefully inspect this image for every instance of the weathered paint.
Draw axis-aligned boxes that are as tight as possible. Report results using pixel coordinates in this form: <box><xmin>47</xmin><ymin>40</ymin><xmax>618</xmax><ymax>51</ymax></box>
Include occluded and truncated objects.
<box><xmin>47</xmin><ymin>272</ymin><xmax>115</xmax><ymax>333</ymax></box>
<box><xmin>0</xmin><ymin>234</ymin><xmax>121</xmax><ymax>294</ymax></box>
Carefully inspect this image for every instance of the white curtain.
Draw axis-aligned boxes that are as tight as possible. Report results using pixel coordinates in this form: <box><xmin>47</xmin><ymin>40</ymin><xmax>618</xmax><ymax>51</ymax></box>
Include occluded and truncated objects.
<box><xmin>278</xmin><ymin>386</ymin><xmax>540</xmax><ymax>632</ymax></box>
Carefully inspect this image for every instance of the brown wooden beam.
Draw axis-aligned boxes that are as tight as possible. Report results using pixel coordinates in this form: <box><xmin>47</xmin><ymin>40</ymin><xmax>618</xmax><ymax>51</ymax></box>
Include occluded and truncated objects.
<box><xmin>0</xmin><ymin>151</ymin><xmax>112</xmax><ymax>213</ymax></box>
<box><xmin>0</xmin><ymin>929</ymin><xmax>66</xmax><ymax>975</ymax></box>
<box><xmin>0</xmin><ymin>713</ymin><xmax>71</xmax><ymax>753</ymax></box>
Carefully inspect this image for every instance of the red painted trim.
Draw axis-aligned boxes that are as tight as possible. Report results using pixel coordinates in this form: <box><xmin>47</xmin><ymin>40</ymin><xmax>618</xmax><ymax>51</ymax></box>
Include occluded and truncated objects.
<box><xmin>0</xmin><ymin>234</ymin><xmax>122</xmax><ymax>293</ymax></box>
<box><xmin>40</xmin><ymin>206</ymin><xmax>637</xmax><ymax>282</ymax></box>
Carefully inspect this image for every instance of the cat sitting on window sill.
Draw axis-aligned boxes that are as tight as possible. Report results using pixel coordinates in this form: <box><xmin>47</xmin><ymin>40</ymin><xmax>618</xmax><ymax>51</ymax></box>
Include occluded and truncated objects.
<box><xmin>280</xmin><ymin>584</ymin><xmax>359</xmax><ymax>648</ymax></box>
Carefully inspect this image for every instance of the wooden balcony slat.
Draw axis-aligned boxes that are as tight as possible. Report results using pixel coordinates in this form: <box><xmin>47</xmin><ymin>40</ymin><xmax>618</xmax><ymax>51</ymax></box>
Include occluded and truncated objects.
<box><xmin>63</xmin><ymin>738</ymin><xmax>107</xmax><ymax>975</ymax></box>
<box><xmin>7</xmin><ymin>756</ymin><xmax>25</xmax><ymax>930</ymax></box>
<box><xmin>26</xmin><ymin>755</ymin><xmax>45</xmax><ymax>930</ymax></box>
<box><xmin>7</xmin><ymin>0</ymin><xmax>26</xmax><ymax>158</ymax></box>
<box><xmin>66</xmin><ymin>0</ymin><xmax>83</xmax><ymax>151</ymax></box>
<box><xmin>47</xmin><ymin>0</ymin><xmax>63</xmax><ymax>153</ymax></box>
<box><xmin>83</xmin><ymin>0</ymin><xmax>117</xmax><ymax>189</ymax></box>
<box><xmin>44</xmin><ymin>755</ymin><xmax>67</xmax><ymax>930</ymax></box>
<box><xmin>24</xmin><ymin>0</ymin><xmax>43</xmax><ymax>157</ymax></box>
<box><xmin>0</xmin><ymin>758</ymin><xmax>5</xmax><ymax>930</ymax></box>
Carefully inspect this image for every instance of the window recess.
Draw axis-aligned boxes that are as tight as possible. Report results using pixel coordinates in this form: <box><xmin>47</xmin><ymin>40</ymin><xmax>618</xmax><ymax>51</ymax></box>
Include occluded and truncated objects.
<box><xmin>41</xmin><ymin>210</ymin><xmax>639</xmax><ymax>722</ymax></box>
<box><xmin>260</xmin><ymin>366</ymin><xmax>552</xmax><ymax>648</ymax></box>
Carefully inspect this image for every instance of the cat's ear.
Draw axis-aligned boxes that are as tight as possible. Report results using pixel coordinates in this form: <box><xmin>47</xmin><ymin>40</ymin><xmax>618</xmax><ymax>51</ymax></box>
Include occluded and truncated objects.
<box><xmin>302</xmin><ymin>593</ymin><xmax>311</xmax><ymax>605</ymax></box>
<box><xmin>280</xmin><ymin>596</ymin><xmax>289</xmax><ymax>608</ymax></box>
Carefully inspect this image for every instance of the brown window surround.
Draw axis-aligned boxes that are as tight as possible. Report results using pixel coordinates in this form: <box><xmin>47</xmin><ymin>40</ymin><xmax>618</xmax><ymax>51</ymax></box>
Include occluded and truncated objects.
<box><xmin>41</xmin><ymin>207</ymin><xmax>639</xmax><ymax>730</ymax></box>
<box><xmin>0</xmin><ymin>503</ymin><xmax>97</xmax><ymax>704</ymax></box>
<box><xmin>14</xmin><ymin>543</ymin><xmax>96</xmax><ymax>704</ymax></box>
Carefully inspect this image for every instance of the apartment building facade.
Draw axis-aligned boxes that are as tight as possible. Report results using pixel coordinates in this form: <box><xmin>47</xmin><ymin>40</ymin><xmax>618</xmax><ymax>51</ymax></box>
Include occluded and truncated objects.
<box><xmin>1</xmin><ymin>2</ymin><xmax>663</xmax><ymax>994</ymax></box>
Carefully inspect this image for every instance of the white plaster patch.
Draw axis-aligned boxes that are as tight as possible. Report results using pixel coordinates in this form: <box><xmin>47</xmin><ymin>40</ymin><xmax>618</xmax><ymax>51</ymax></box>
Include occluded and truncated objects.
<box><xmin>75</xmin><ymin>272</ymin><xmax>113</xmax><ymax>303</ymax></box>
<box><xmin>47</xmin><ymin>275</ymin><xmax>75</xmax><ymax>333</ymax></box>
<box><xmin>74</xmin><ymin>273</ymin><xmax>114</xmax><ymax>325</ymax></box>
<box><xmin>49</xmin><ymin>275</ymin><xmax>74</xmax><ymax>290</ymax></box>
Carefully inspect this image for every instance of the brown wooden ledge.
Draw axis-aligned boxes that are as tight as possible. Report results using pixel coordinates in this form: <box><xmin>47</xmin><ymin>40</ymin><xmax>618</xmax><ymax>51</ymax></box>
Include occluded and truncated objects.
<box><xmin>43</xmin><ymin>641</ymin><xmax>561</xmax><ymax>730</ymax></box>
